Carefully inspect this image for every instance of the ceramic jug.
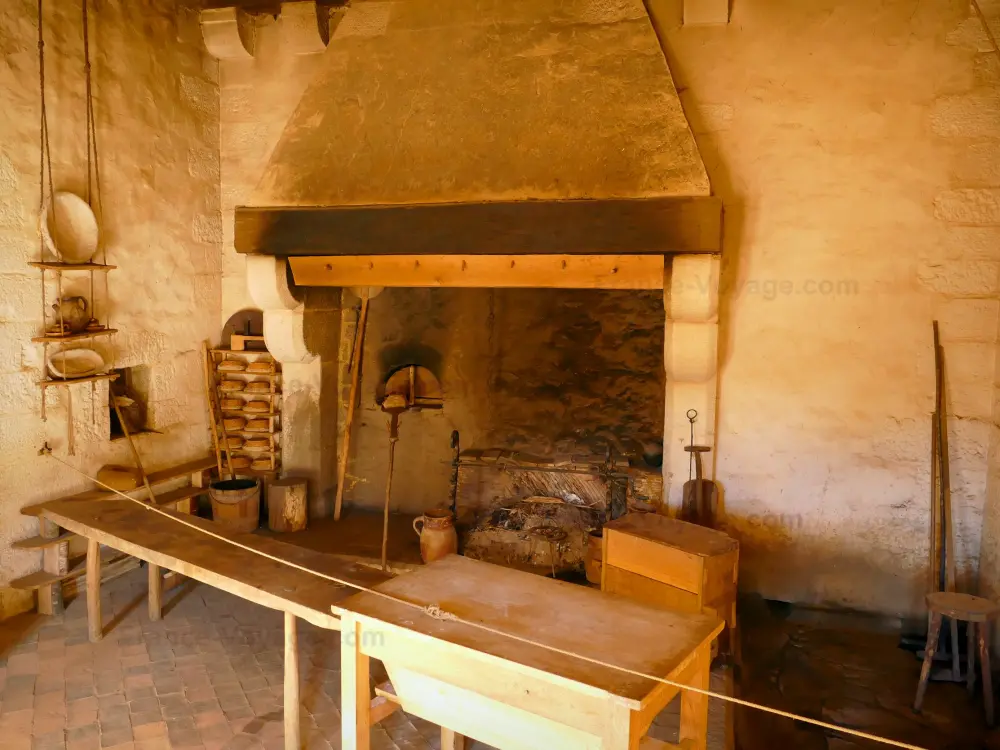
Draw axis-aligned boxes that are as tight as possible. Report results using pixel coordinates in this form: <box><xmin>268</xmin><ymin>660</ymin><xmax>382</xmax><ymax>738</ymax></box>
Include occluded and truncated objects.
<box><xmin>50</xmin><ymin>296</ymin><xmax>89</xmax><ymax>332</ymax></box>
<box><xmin>413</xmin><ymin>508</ymin><xmax>458</xmax><ymax>564</ymax></box>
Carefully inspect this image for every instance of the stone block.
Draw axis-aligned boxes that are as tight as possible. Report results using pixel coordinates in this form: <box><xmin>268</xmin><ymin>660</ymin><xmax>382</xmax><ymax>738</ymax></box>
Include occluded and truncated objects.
<box><xmin>936</xmin><ymin>298</ymin><xmax>1000</xmax><ymax>342</ymax></box>
<box><xmin>917</xmin><ymin>259</ymin><xmax>999</xmax><ymax>296</ymax></box>
<box><xmin>931</xmin><ymin>93</ymin><xmax>1000</xmax><ymax>138</ymax></box>
<box><xmin>945</xmin><ymin>17</ymin><xmax>993</xmax><ymax>52</ymax></box>
<box><xmin>667</xmin><ymin>254</ymin><xmax>720</xmax><ymax>323</ymax></box>
<box><xmin>953</xmin><ymin>141</ymin><xmax>1000</xmax><ymax>185</ymax></box>
<box><xmin>935</xmin><ymin>188</ymin><xmax>1000</xmax><ymax>225</ymax></box>
<box><xmin>665</xmin><ymin>320</ymin><xmax>718</xmax><ymax>383</ymax></box>
<box><xmin>0</xmin><ymin>274</ymin><xmax>42</xmax><ymax>323</ymax></box>
<box><xmin>683</xmin><ymin>0</ymin><xmax>729</xmax><ymax>25</ymax></box>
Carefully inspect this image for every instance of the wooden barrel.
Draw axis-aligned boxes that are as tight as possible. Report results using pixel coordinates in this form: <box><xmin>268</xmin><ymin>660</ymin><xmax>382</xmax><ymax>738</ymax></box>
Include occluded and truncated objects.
<box><xmin>209</xmin><ymin>479</ymin><xmax>260</xmax><ymax>533</ymax></box>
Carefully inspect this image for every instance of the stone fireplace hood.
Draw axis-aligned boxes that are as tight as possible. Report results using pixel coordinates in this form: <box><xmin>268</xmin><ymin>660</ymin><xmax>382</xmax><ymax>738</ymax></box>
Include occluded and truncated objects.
<box><xmin>234</xmin><ymin>0</ymin><xmax>721</xmax><ymax>261</ymax></box>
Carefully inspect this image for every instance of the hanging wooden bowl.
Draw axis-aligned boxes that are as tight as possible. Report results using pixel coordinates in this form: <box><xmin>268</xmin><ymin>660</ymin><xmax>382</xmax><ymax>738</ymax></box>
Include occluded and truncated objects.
<box><xmin>224</xmin><ymin>417</ymin><xmax>246</xmax><ymax>431</ymax></box>
<box><xmin>246</xmin><ymin>381</ymin><xmax>271</xmax><ymax>393</ymax></box>
<box><xmin>219</xmin><ymin>380</ymin><xmax>244</xmax><ymax>392</ymax></box>
<box><xmin>220</xmin><ymin>398</ymin><xmax>243</xmax><ymax>410</ymax></box>
<box><xmin>218</xmin><ymin>360</ymin><xmax>247</xmax><ymax>372</ymax></box>
<box><xmin>246</xmin><ymin>418</ymin><xmax>269</xmax><ymax>432</ymax></box>
<box><xmin>246</xmin><ymin>361</ymin><xmax>275</xmax><ymax>374</ymax></box>
<box><xmin>244</xmin><ymin>401</ymin><xmax>270</xmax><ymax>413</ymax></box>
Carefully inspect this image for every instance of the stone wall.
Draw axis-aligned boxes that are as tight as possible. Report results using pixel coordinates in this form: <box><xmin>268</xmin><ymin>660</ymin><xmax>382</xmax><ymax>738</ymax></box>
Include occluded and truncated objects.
<box><xmin>652</xmin><ymin>0</ymin><xmax>1000</xmax><ymax>616</ymax></box>
<box><xmin>0</xmin><ymin>1</ymin><xmax>220</xmax><ymax>618</ymax></box>
<box><xmin>342</xmin><ymin>288</ymin><xmax>665</xmax><ymax>515</ymax></box>
<box><xmin>218</xmin><ymin>14</ymin><xmax>341</xmax><ymax>517</ymax></box>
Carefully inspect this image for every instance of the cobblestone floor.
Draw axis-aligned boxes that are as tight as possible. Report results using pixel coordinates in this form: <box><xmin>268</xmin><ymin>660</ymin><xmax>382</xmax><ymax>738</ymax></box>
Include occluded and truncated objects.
<box><xmin>0</xmin><ymin>568</ymin><xmax>727</xmax><ymax>750</ymax></box>
<box><xmin>736</xmin><ymin>597</ymin><xmax>1000</xmax><ymax>750</ymax></box>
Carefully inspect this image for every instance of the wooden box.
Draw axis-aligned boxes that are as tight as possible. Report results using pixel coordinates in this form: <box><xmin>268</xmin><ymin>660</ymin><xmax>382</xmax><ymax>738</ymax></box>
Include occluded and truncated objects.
<box><xmin>601</xmin><ymin>513</ymin><xmax>739</xmax><ymax>642</ymax></box>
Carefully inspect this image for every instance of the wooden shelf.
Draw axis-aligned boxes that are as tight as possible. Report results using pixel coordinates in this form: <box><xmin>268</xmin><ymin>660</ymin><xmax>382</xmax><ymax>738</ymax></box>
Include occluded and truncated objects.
<box><xmin>28</xmin><ymin>262</ymin><xmax>117</xmax><ymax>272</ymax></box>
<box><xmin>12</xmin><ymin>532</ymin><xmax>77</xmax><ymax>550</ymax></box>
<box><xmin>39</xmin><ymin>372</ymin><xmax>119</xmax><ymax>388</ymax></box>
<box><xmin>220</xmin><ymin>409</ymin><xmax>278</xmax><ymax>417</ymax></box>
<box><xmin>32</xmin><ymin>328</ymin><xmax>118</xmax><ymax>343</ymax></box>
<box><xmin>216</xmin><ymin>371</ymin><xmax>281</xmax><ymax>378</ymax></box>
<box><xmin>211</xmin><ymin>349</ymin><xmax>274</xmax><ymax>357</ymax></box>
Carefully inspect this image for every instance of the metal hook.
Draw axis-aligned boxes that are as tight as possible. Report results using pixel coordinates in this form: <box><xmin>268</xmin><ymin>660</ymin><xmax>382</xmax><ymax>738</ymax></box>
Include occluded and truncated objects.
<box><xmin>686</xmin><ymin>409</ymin><xmax>698</xmax><ymax>423</ymax></box>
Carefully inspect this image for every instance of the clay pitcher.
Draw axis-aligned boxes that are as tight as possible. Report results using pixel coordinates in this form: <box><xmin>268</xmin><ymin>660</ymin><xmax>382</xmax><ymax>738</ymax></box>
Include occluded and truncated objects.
<box><xmin>50</xmin><ymin>296</ymin><xmax>89</xmax><ymax>333</ymax></box>
<box><xmin>413</xmin><ymin>508</ymin><xmax>458</xmax><ymax>564</ymax></box>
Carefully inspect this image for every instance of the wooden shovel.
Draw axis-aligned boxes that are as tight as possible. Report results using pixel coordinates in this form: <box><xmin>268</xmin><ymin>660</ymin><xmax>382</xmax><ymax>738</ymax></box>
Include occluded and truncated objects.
<box><xmin>682</xmin><ymin>445</ymin><xmax>719</xmax><ymax>528</ymax></box>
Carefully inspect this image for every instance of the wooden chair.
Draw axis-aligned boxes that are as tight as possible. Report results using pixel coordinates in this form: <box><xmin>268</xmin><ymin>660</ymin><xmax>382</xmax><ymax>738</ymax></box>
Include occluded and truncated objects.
<box><xmin>914</xmin><ymin>591</ymin><xmax>1000</xmax><ymax>725</ymax></box>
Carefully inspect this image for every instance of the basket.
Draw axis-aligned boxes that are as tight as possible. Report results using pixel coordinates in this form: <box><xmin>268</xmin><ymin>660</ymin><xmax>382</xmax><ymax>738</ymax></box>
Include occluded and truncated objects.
<box><xmin>224</xmin><ymin>417</ymin><xmax>246</xmax><ymax>431</ymax></box>
<box><xmin>226</xmin><ymin>436</ymin><xmax>244</xmax><ymax>449</ymax></box>
<box><xmin>244</xmin><ymin>438</ymin><xmax>270</xmax><ymax>452</ymax></box>
<box><xmin>246</xmin><ymin>381</ymin><xmax>271</xmax><ymax>393</ymax></box>
<box><xmin>219</xmin><ymin>380</ymin><xmax>244</xmax><ymax>392</ymax></box>
<box><xmin>218</xmin><ymin>360</ymin><xmax>246</xmax><ymax>372</ymax></box>
<box><xmin>244</xmin><ymin>401</ymin><xmax>270</xmax><ymax>412</ymax></box>
<box><xmin>246</xmin><ymin>361</ymin><xmax>275</xmax><ymax>374</ymax></box>
<box><xmin>228</xmin><ymin>456</ymin><xmax>252</xmax><ymax>470</ymax></box>
<box><xmin>220</xmin><ymin>398</ymin><xmax>243</xmax><ymax>410</ymax></box>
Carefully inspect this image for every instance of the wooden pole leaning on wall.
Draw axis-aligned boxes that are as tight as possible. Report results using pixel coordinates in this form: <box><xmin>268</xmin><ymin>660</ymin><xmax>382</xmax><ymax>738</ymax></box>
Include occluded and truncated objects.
<box><xmin>204</xmin><ymin>340</ymin><xmax>233</xmax><ymax>479</ymax></box>
<box><xmin>334</xmin><ymin>290</ymin><xmax>371</xmax><ymax>521</ymax></box>
<box><xmin>110</xmin><ymin>391</ymin><xmax>156</xmax><ymax>504</ymax></box>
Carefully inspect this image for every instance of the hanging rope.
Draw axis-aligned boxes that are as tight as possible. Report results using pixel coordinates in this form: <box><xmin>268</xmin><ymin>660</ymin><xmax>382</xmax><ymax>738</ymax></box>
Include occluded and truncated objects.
<box><xmin>42</xmin><ymin>453</ymin><xmax>926</xmax><ymax>750</ymax></box>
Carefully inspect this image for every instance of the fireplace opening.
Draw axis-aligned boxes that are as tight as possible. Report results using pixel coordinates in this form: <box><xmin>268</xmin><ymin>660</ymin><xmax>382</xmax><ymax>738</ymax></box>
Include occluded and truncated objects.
<box><xmin>334</xmin><ymin>285</ymin><xmax>666</xmax><ymax>575</ymax></box>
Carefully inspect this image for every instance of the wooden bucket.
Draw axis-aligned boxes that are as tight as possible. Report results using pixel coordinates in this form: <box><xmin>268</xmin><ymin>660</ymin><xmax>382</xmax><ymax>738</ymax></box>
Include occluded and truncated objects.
<box><xmin>209</xmin><ymin>478</ymin><xmax>260</xmax><ymax>533</ymax></box>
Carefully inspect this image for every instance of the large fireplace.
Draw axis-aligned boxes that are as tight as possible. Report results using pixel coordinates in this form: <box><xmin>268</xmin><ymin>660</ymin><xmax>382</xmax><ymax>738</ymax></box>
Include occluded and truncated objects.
<box><xmin>231</xmin><ymin>0</ymin><xmax>724</xmax><ymax>566</ymax></box>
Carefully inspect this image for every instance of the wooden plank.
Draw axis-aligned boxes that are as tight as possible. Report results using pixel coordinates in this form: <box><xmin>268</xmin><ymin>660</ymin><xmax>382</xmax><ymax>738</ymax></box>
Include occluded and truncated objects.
<box><xmin>151</xmin><ymin>485</ymin><xmax>206</xmax><ymax>509</ymax></box>
<box><xmin>148</xmin><ymin>564</ymin><xmax>162</xmax><ymax>622</ymax></box>
<box><xmin>360</xmin><ymin>620</ymin><xmax>611</xmax><ymax>737</ymax></box>
<box><xmin>289</xmin><ymin>255</ymin><xmax>665</xmax><ymax>290</ymax></box>
<box><xmin>284</xmin><ymin>612</ymin><xmax>301</xmax><ymax>750</ymax></box>
<box><xmin>21</xmin><ymin>456</ymin><xmax>216</xmax><ymax>516</ymax></box>
<box><xmin>603</xmin><ymin>565</ymin><xmax>702</xmax><ymax>614</ymax></box>
<box><xmin>440</xmin><ymin>728</ymin><xmax>465</xmax><ymax>750</ymax></box>
<box><xmin>87</xmin><ymin>539</ymin><xmax>102</xmax><ymax>642</ymax></box>
<box><xmin>37</xmin><ymin>517</ymin><xmax>67</xmax><ymax>615</ymax></box>
<box><xmin>605</xmin><ymin>529</ymin><xmax>705</xmax><ymax>595</ymax></box>
<box><xmin>342</xmin><ymin>617</ymin><xmax>371</xmax><ymax>750</ymax></box>
<box><xmin>234</xmin><ymin>197</ymin><xmax>723</xmax><ymax>257</ymax></box>
<box><xmin>39</xmin><ymin>498</ymin><xmax>389</xmax><ymax>630</ymax></box>
<box><xmin>39</xmin><ymin>373</ymin><xmax>119</xmax><ymax>388</ymax></box>
<box><xmin>12</xmin><ymin>532</ymin><xmax>77</xmax><ymax>550</ymax></box>
<box><xmin>679</xmin><ymin>643</ymin><xmax>711</xmax><ymax>750</ymax></box>
<box><xmin>32</xmin><ymin>328</ymin><xmax>118</xmax><ymax>343</ymax></box>
<box><xmin>603</xmin><ymin>514</ymin><xmax>738</xmax><ymax>558</ymax></box>
<box><xmin>334</xmin><ymin>555</ymin><xmax>723</xmax><ymax>706</ymax></box>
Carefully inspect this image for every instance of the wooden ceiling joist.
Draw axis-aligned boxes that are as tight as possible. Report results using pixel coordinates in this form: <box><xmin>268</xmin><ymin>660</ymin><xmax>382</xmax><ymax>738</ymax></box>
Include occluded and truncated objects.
<box><xmin>288</xmin><ymin>255</ymin><xmax>666</xmax><ymax>290</ymax></box>
<box><xmin>235</xmin><ymin>197</ymin><xmax>722</xmax><ymax>257</ymax></box>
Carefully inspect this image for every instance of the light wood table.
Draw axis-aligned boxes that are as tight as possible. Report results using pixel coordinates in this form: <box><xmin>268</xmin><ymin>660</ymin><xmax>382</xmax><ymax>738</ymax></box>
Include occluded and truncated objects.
<box><xmin>37</xmin><ymin>497</ymin><xmax>391</xmax><ymax>750</ymax></box>
<box><xmin>334</xmin><ymin>555</ymin><xmax>723</xmax><ymax>750</ymax></box>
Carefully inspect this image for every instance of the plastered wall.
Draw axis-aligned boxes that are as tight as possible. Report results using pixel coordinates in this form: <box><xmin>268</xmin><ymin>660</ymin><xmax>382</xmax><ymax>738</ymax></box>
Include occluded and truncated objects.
<box><xmin>0</xmin><ymin>0</ymin><xmax>221</xmax><ymax>618</ymax></box>
<box><xmin>218</xmin><ymin>15</ymin><xmax>341</xmax><ymax>517</ymax></box>
<box><xmin>651</xmin><ymin>0</ymin><xmax>1000</xmax><ymax>616</ymax></box>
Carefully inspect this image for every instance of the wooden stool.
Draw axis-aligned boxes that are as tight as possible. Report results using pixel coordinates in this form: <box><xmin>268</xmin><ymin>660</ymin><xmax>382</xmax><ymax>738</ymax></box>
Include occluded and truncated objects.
<box><xmin>914</xmin><ymin>591</ymin><xmax>1000</xmax><ymax>725</ymax></box>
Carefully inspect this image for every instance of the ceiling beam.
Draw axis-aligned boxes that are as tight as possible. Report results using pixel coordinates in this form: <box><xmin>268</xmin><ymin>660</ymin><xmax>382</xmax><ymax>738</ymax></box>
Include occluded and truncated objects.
<box><xmin>235</xmin><ymin>197</ymin><xmax>723</xmax><ymax>257</ymax></box>
<box><xmin>288</xmin><ymin>255</ymin><xmax>667</xmax><ymax>290</ymax></box>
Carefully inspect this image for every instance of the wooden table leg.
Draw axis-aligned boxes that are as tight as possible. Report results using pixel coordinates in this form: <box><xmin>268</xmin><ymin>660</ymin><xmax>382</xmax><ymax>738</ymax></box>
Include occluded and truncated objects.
<box><xmin>284</xmin><ymin>612</ymin><xmax>301</xmax><ymax>750</ymax></box>
<box><xmin>679</xmin><ymin>642</ymin><xmax>711</xmax><ymax>750</ymax></box>
<box><xmin>968</xmin><ymin>621</ymin><xmax>976</xmax><ymax>694</ymax></box>
<box><xmin>148</xmin><ymin>564</ymin><xmax>162</xmax><ymax>622</ymax></box>
<box><xmin>914</xmin><ymin>613</ymin><xmax>943</xmax><ymax>712</ymax></box>
<box><xmin>86</xmin><ymin>539</ymin><xmax>102</xmax><ymax>643</ymax></box>
<box><xmin>342</xmin><ymin>617</ymin><xmax>371</xmax><ymax>750</ymax></box>
<box><xmin>441</xmin><ymin>728</ymin><xmax>466</xmax><ymax>750</ymax></box>
<box><xmin>979</xmin><ymin>622</ymin><xmax>994</xmax><ymax>727</ymax></box>
<box><xmin>38</xmin><ymin>518</ymin><xmax>67</xmax><ymax>616</ymax></box>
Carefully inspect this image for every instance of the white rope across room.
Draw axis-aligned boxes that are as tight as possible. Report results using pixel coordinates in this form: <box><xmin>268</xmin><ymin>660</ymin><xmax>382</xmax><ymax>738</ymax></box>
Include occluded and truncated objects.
<box><xmin>44</xmin><ymin>453</ymin><xmax>926</xmax><ymax>750</ymax></box>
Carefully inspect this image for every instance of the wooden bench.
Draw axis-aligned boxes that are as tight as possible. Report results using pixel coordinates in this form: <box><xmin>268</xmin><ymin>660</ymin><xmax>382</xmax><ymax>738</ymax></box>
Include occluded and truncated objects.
<box><xmin>13</xmin><ymin>456</ymin><xmax>216</xmax><ymax>614</ymax></box>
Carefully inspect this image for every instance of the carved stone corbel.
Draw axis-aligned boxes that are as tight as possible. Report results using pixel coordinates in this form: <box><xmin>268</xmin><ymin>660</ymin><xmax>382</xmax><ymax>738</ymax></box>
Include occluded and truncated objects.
<box><xmin>280</xmin><ymin>1</ymin><xmax>332</xmax><ymax>54</ymax></box>
<box><xmin>246</xmin><ymin>255</ymin><xmax>314</xmax><ymax>364</ymax></box>
<box><xmin>200</xmin><ymin>7</ymin><xmax>257</xmax><ymax>60</ymax></box>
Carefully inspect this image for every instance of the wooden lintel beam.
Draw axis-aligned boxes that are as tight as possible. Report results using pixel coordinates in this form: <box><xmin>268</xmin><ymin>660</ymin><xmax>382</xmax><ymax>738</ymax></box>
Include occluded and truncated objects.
<box><xmin>235</xmin><ymin>197</ymin><xmax>722</xmax><ymax>256</ymax></box>
<box><xmin>289</xmin><ymin>255</ymin><xmax>666</xmax><ymax>290</ymax></box>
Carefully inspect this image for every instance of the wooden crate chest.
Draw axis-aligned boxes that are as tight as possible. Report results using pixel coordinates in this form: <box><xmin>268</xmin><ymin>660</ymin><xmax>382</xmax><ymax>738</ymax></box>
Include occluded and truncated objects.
<box><xmin>601</xmin><ymin>513</ymin><xmax>739</xmax><ymax>641</ymax></box>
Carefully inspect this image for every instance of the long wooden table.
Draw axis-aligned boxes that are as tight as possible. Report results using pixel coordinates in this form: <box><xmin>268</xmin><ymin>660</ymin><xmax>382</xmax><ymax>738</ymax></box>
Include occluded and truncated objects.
<box><xmin>38</xmin><ymin>497</ymin><xmax>391</xmax><ymax>750</ymax></box>
<box><xmin>334</xmin><ymin>555</ymin><xmax>723</xmax><ymax>750</ymax></box>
